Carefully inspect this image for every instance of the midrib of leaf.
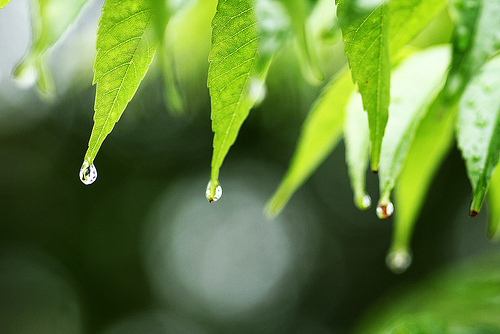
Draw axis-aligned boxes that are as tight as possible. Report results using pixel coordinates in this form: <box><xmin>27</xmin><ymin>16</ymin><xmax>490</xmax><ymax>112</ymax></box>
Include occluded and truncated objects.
<box><xmin>88</xmin><ymin>33</ymin><xmax>150</xmax><ymax>160</ymax></box>
<box><xmin>211</xmin><ymin>51</ymin><xmax>257</xmax><ymax>177</ymax></box>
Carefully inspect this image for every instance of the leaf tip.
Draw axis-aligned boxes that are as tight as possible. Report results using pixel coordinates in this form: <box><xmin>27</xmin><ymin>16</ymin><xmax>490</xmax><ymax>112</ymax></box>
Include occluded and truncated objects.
<box><xmin>469</xmin><ymin>210</ymin><xmax>479</xmax><ymax>217</ymax></box>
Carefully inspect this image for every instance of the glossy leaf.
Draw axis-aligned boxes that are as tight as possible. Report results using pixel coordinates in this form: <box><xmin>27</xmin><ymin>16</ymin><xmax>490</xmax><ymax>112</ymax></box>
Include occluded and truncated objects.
<box><xmin>357</xmin><ymin>254</ymin><xmax>500</xmax><ymax>333</ymax></box>
<box><xmin>488</xmin><ymin>166</ymin><xmax>500</xmax><ymax>240</ymax></box>
<box><xmin>266</xmin><ymin>69</ymin><xmax>354</xmax><ymax>216</ymax></box>
<box><xmin>457</xmin><ymin>55</ymin><xmax>500</xmax><ymax>216</ymax></box>
<box><xmin>441</xmin><ymin>0</ymin><xmax>500</xmax><ymax>105</ymax></box>
<box><xmin>12</xmin><ymin>0</ymin><xmax>90</xmax><ymax>96</ymax></box>
<box><xmin>337</xmin><ymin>1</ymin><xmax>390</xmax><ymax>172</ymax></box>
<box><xmin>378</xmin><ymin>46</ymin><xmax>451</xmax><ymax>211</ymax></box>
<box><xmin>0</xmin><ymin>0</ymin><xmax>11</xmax><ymax>9</ymax></box>
<box><xmin>344</xmin><ymin>91</ymin><xmax>370</xmax><ymax>210</ymax></box>
<box><xmin>207</xmin><ymin>0</ymin><xmax>262</xmax><ymax>201</ymax></box>
<box><xmin>83</xmin><ymin>0</ymin><xmax>159</xmax><ymax>167</ymax></box>
<box><xmin>390</xmin><ymin>93</ymin><xmax>456</xmax><ymax>274</ymax></box>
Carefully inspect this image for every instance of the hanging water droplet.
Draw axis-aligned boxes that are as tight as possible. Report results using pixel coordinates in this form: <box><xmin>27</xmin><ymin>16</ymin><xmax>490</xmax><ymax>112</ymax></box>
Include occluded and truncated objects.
<box><xmin>386</xmin><ymin>249</ymin><xmax>412</xmax><ymax>274</ymax></box>
<box><xmin>356</xmin><ymin>194</ymin><xmax>372</xmax><ymax>210</ymax></box>
<box><xmin>79</xmin><ymin>161</ymin><xmax>97</xmax><ymax>185</ymax></box>
<box><xmin>376</xmin><ymin>201</ymin><xmax>394</xmax><ymax>219</ymax></box>
<box><xmin>205</xmin><ymin>181</ymin><xmax>222</xmax><ymax>203</ymax></box>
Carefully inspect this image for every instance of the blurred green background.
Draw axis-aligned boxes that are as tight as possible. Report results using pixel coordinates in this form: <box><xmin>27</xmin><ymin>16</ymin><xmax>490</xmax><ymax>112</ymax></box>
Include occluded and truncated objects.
<box><xmin>1</xmin><ymin>0</ymin><xmax>500</xmax><ymax>333</ymax></box>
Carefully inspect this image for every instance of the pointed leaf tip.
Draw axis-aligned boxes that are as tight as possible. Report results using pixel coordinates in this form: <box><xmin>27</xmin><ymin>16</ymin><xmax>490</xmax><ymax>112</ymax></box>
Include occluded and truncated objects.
<box><xmin>208</xmin><ymin>0</ymin><xmax>262</xmax><ymax>192</ymax></box>
<box><xmin>84</xmin><ymin>0</ymin><xmax>159</xmax><ymax>166</ymax></box>
<box><xmin>268</xmin><ymin>69</ymin><xmax>354</xmax><ymax>215</ymax></box>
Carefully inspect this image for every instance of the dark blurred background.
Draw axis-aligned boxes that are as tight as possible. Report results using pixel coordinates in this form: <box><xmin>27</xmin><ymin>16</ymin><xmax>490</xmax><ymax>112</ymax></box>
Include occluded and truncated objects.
<box><xmin>1</xmin><ymin>0</ymin><xmax>499</xmax><ymax>333</ymax></box>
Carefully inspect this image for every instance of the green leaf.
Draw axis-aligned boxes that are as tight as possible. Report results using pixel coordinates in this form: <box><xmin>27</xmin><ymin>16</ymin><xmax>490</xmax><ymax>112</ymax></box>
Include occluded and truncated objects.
<box><xmin>338</xmin><ymin>0</ymin><xmax>448</xmax><ymax>172</ymax></box>
<box><xmin>82</xmin><ymin>0</ymin><xmax>159</xmax><ymax>169</ymax></box>
<box><xmin>344</xmin><ymin>91</ymin><xmax>371</xmax><ymax>210</ymax></box>
<box><xmin>0</xmin><ymin>0</ymin><xmax>11</xmax><ymax>9</ymax></box>
<box><xmin>207</xmin><ymin>0</ymin><xmax>263</xmax><ymax>201</ymax></box>
<box><xmin>12</xmin><ymin>0</ymin><xmax>90</xmax><ymax>96</ymax></box>
<box><xmin>337</xmin><ymin>2</ymin><xmax>390</xmax><ymax>172</ymax></box>
<box><xmin>357</xmin><ymin>254</ymin><xmax>500</xmax><ymax>333</ymax></box>
<box><xmin>457</xmin><ymin>55</ymin><xmax>500</xmax><ymax>216</ymax></box>
<box><xmin>278</xmin><ymin>0</ymin><xmax>323</xmax><ymax>82</ymax></box>
<box><xmin>387</xmin><ymin>0</ymin><xmax>447</xmax><ymax>54</ymax></box>
<box><xmin>389</xmin><ymin>91</ymin><xmax>456</xmax><ymax>274</ymax></box>
<box><xmin>265</xmin><ymin>69</ymin><xmax>354</xmax><ymax>216</ymax></box>
<box><xmin>441</xmin><ymin>0</ymin><xmax>500</xmax><ymax>105</ymax></box>
<box><xmin>378</xmin><ymin>46</ymin><xmax>450</xmax><ymax>217</ymax></box>
<box><xmin>488</xmin><ymin>166</ymin><xmax>500</xmax><ymax>240</ymax></box>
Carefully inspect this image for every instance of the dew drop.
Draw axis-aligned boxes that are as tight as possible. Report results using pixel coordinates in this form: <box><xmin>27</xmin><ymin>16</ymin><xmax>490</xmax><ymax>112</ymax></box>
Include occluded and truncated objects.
<box><xmin>79</xmin><ymin>161</ymin><xmax>97</xmax><ymax>185</ymax></box>
<box><xmin>358</xmin><ymin>195</ymin><xmax>372</xmax><ymax>210</ymax></box>
<box><xmin>376</xmin><ymin>201</ymin><xmax>394</xmax><ymax>219</ymax></box>
<box><xmin>386</xmin><ymin>249</ymin><xmax>412</xmax><ymax>274</ymax></box>
<box><xmin>205</xmin><ymin>181</ymin><xmax>222</xmax><ymax>203</ymax></box>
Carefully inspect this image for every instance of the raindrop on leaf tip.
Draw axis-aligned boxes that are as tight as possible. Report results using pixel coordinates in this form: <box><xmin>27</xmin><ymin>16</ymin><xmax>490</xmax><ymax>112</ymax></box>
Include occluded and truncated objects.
<box><xmin>79</xmin><ymin>161</ymin><xmax>97</xmax><ymax>185</ymax></box>
<box><xmin>205</xmin><ymin>181</ymin><xmax>222</xmax><ymax>203</ymax></box>
<box><xmin>376</xmin><ymin>201</ymin><xmax>394</xmax><ymax>219</ymax></box>
<box><xmin>386</xmin><ymin>249</ymin><xmax>412</xmax><ymax>274</ymax></box>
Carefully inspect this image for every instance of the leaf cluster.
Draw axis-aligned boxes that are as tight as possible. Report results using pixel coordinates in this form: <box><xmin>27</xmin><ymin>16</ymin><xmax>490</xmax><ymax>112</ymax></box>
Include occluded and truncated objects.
<box><xmin>5</xmin><ymin>0</ymin><xmax>500</xmax><ymax>272</ymax></box>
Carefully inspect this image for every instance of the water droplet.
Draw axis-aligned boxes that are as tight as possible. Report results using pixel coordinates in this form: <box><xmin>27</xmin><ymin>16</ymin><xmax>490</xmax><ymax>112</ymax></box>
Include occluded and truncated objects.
<box><xmin>357</xmin><ymin>195</ymin><xmax>371</xmax><ymax>210</ymax></box>
<box><xmin>386</xmin><ymin>249</ymin><xmax>412</xmax><ymax>274</ymax></box>
<box><xmin>205</xmin><ymin>181</ymin><xmax>222</xmax><ymax>203</ymax></box>
<box><xmin>376</xmin><ymin>201</ymin><xmax>394</xmax><ymax>219</ymax></box>
<box><xmin>79</xmin><ymin>161</ymin><xmax>97</xmax><ymax>185</ymax></box>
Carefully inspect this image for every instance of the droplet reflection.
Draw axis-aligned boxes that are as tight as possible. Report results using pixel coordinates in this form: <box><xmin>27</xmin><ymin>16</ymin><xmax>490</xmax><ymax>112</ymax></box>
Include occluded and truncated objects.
<box><xmin>79</xmin><ymin>161</ymin><xmax>97</xmax><ymax>185</ymax></box>
<box><xmin>386</xmin><ymin>249</ymin><xmax>413</xmax><ymax>274</ymax></box>
<box><xmin>376</xmin><ymin>201</ymin><xmax>394</xmax><ymax>219</ymax></box>
<box><xmin>205</xmin><ymin>180</ymin><xmax>222</xmax><ymax>202</ymax></box>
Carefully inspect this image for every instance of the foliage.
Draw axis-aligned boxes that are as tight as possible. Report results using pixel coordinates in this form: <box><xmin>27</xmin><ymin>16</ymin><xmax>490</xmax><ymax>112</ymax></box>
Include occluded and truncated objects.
<box><xmin>357</xmin><ymin>253</ymin><xmax>500</xmax><ymax>333</ymax></box>
<box><xmin>5</xmin><ymin>0</ymin><xmax>500</xmax><ymax>274</ymax></box>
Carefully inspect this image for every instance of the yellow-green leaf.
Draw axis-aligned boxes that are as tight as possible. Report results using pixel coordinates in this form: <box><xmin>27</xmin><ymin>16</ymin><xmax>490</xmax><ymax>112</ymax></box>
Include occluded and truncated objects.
<box><xmin>80</xmin><ymin>0</ymin><xmax>159</xmax><ymax>184</ymax></box>
<box><xmin>488</xmin><ymin>166</ymin><xmax>500</xmax><ymax>240</ymax></box>
<box><xmin>389</xmin><ymin>94</ymin><xmax>456</xmax><ymax>274</ymax></box>
<box><xmin>266</xmin><ymin>69</ymin><xmax>354</xmax><ymax>216</ymax></box>
<box><xmin>207</xmin><ymin>0</ymin><xmax>264</xmax><ymax>201</ymax></box>
<box><xmin>0</xmin><ymin>0</ymin><xmax>12</xmax><ymax>9</ymax></box>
